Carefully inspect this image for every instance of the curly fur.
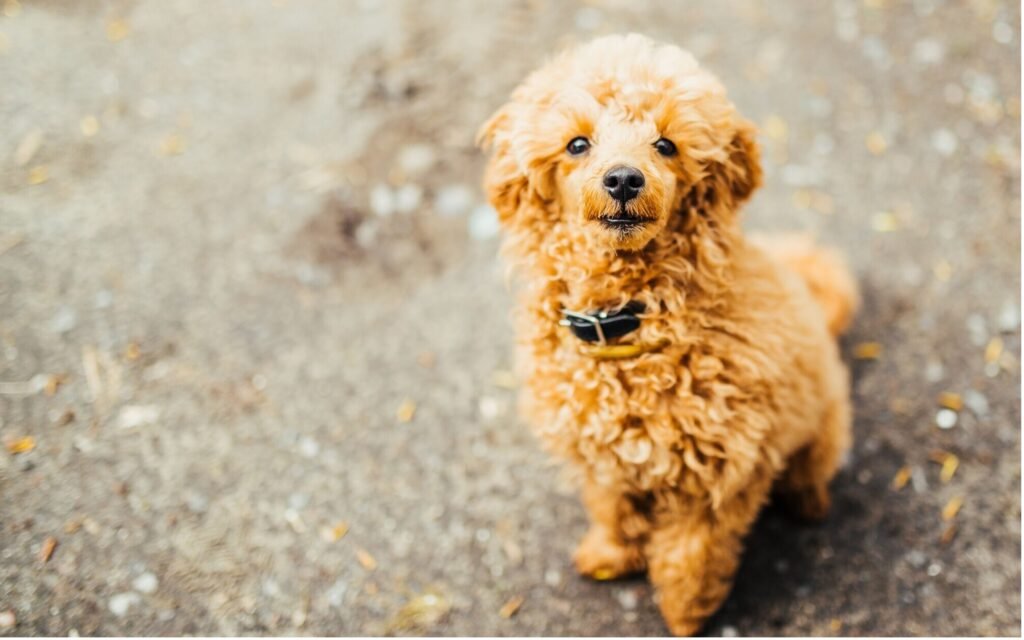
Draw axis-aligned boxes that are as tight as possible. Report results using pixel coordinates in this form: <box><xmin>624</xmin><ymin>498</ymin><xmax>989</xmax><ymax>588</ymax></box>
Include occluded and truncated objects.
<box><xmin>478</xmin><ymin>34</ymin><xmax>858</xmax><ymax>636</ymax></box>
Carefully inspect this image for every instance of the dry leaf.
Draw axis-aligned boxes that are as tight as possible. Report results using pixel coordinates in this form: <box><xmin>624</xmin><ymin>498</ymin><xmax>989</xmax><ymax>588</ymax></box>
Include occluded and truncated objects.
<box><xmin>38</xmin><ymin>536</ymin><xmax>57</xmax><ymax>563</ymax></box>
<box><xmin>499</xmin><ymin>595</ymin><xmax>524</xmax><ymax>619</ymax></box>
<box><xmin>933</xmin><ymin>260</ymin><xmax>953</xmax><ymax>282</ymax></box>
<box><xmin>396</xmin><ymin>399</ymin><xmax>416</xmax><ymax>423</ymax></box>
<box><xmin>356</xmin><ymin>548</ymin><xmax>377</xmax><ymax>570</ymax></box>
<box><xmin>937</xmin><ymin>392</ymin><xmax>962</xmax><ymax>411</ymax></box>
<box><xmin>27</xmin><ymin>165</ymin><xmax>49</xmax><ymax>185</ymax></box>
<box><xmin>853</xmin><ymin>342</ymin><xmax>883</xmax><ymax>360</ymax></box>
<box><xmin>159</xmin><ymin>134</ymin><xmax>185</xmax><ymax>156</ymax></box>
<box><xmin>984</xmin><ymin>337</ymin><xmax>1003</xmax><ymax>364</ymax></box>
<box><xmin>891</xmin><ymin>466</ymin><xmax>911</xmax><ymax>491</ymax></box>
<box><xmin>592</xmin><ymin>568</ymin><xmax>615</xmax><ymax>581</ymax></box>
<box><xmin>392</xmin><ymin>592</ymin><xmax>451</xmax><ymax>632</ymax></box>
<box><xmin>941</xmin><ymin>495</ymin><xmax>964</xmax><ymax>521</ymax></box>
<box><xmin>829</xmin><ymin>618</ymin><xmax>844</xmax><ymax>633</ymax></box>
<box><xmin>14</xmin><ymin>129</ymin><xmax>42</xmax><ymax>166</ymax></box>
<box><xmin>870</xmin><ymin>211</ymin><xmax>899</xmax><ymax>232</ymax></box>
<box><xmin>80</xmin><ymin>116</ymin><xmax>100</xmax><ymax>137</ymax></box>
<box><xmin>939</xmin><ymin>455</ymin><xmax>959</xmax><ymax>484</ymax></box>
<box><xmin>5</xmin><ymin>436</ymin><xmax>35</xmax><ymax>454</ymax></box>
<box><xmin>865</xmin><ymin>131</ymin><xmax>887</xmax><ymax>155</ymax></box>
<box><xmin>321</xmin><ymin>521</ymin><xmax>349</xmax><ymax>542</ymax></box>
<box><xmin>106</xmin><ymin>19</ymin><xmax>130</xmax><ymax>42</ymax></box>
<box><xmin>939</xmin><ymin>523</ymin><xmax>958</xmax><ymax>545</ymax></box>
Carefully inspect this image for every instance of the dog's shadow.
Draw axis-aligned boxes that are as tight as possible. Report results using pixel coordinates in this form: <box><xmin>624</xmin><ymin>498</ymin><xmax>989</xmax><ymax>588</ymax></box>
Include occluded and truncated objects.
<box><xmin>702</xmin><ymin>277</ymin><xmax>907</xmax><ymax>635</ymax></box>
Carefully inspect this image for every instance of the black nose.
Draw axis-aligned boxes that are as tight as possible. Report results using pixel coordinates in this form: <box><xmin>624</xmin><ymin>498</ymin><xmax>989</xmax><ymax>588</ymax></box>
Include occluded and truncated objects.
<box><xmin>603</xmin><ymin>166</ymin><xmax>645</xmax><ymax>203</ymax></box>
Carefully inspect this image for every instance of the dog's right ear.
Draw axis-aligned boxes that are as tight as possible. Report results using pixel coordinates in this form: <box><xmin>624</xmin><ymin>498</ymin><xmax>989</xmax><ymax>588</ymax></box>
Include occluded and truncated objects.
<box><xmin>477</xmin><ymin>105</ymin><xmax>529</xmax><ymax>223</ymax></box>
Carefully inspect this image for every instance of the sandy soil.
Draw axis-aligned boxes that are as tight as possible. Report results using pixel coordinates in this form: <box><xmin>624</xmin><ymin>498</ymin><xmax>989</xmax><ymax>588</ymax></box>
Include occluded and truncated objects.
<box><xmin>0</xmin><ymin>0</ymin><xmax>1020</xmax><ymax>635</ymax></box>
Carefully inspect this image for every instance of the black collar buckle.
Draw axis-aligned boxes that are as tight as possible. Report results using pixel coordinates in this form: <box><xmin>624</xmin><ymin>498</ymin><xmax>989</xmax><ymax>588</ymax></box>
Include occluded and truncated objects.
<box><xmin>559</xmin><ymin>301</ymin><xmax>644</xmax><ymax>344</ymax></box>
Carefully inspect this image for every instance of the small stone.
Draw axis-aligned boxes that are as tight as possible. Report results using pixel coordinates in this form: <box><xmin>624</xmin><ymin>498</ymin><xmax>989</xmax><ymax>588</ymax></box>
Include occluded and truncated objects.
<box><xmin>94</xmin><ymin>290</ymin><xmax>113</xmax><ymax>309</ymax></box>
<box><xmin>926</xmin><ymin>562</ymin><xmax>942</xmax><ymax>577</ymax></box>
<box><xmin>905</xmin><ymin>550</ymin><xmax>928</xmax><ymax>568</ymax></box>
<box><xmin>397</xmin><ymin>144</ymin><xmax>437</xmax><ymax>176</ymax></box>
<box><xmin>468</xmin><ymin>204</ymin><xmax>500</xmax><ymax>239</ymax></box>
<box><xmin>997</xmin><ymin>303</ymin><xmax>1020</xmax><ymax>333</ymax></box>
<box><xmin>912</xmin><ymin>39</ymin><xmax>945</xmax><ymax>64</ymax></box>
<box><xmin>931</xmin><ymin>129</ymin><xmax>958</xmax><ymax>157</ymax></box>
<box><xmin>288</xmin><ymin>492</ymin><xmax>310</xmax><ymax>510</ymax></box>
<box><xmin>963</xmin><ymin>389</ymin><xmax>989</xmax><ymax>417</ymax></box>
<box><xmin>966</xmin><ymin>314</ymin><xmax>988</xmax><ymax>346</ymax></box>
<box><xmin>721</xmin><ymin>625</ymin><xmax>739</xmax><ymax>637</ymax></box>
<box><xmin>924</xmin><ymin>359</ymin><xmax>944</xmax><ymax>382</ymax></box>
<box><xmin>478</xmin><ymin>396</ymin><xmax>501</xmax><ymax>421</ymax></box>
<box><xmin>993</xmin><ymin>21</ymin><xmax>1014</xmax><ymax>45</ymax></box>
<box><xmin>434</xmin><ymin>185</ymin><xmax>474</xmax><ymax>217</ymax></box>
<box><xmin>544</xmin><ymin>569</ymin><xmax>562</xmax><ymax>586</ymax></box>
<box><xmin>0</xmin><ymin>610</ymin><xmax>14</xmax><ymax>630</ymax></box>
<box><xmin>369</xmin><ymin>184</ymin><xmax>395</xmax><ymax>217</ymax></box>
<box><xmin>109</xmin><ymin>592</ymin><xmax>141</xmax><ymax>617</ymax></box>
<box><xmin>393</xmin><ymin>184</ymin><xmax>423</xmax><ymax>214</ymax></box>
<box><xmin>117</xmin><ymin>405</ymin><xmax>160</xmax><ymax>429</ymax></box>
<box><xmin>132</xmin><ymin>572</ymin><xmax>158</xmax><ymax>594</ymax></box>
<box><xmin>326</xmin><ymin>579</ymin><xmax>348</xmax><ymax>607</ymax></box>
<box><xmin>935</xmin><ymin>409</ymin><xmax>958</xmax><ymax>430</ymax></box>
<box><xmin>297</xmin><ymin>436</ymin><xmax>319</xmax><ymax>459</ymax></box>
<box><xmin>186</xmin><ymin>492</ymin><xmax>209</xmax><ymax>514</ymax></box>
<box><xmin>50</xmin><ymin>306</ymin><xmax>77</xmax><ymax>334</ymax></box>
<box><xmin>615</xmin><ymin>588</ymin><xmax>638</xmax><ymax>610</ymax></box>
<box><xmin>262</xmin><ymin>578</ymin><xmax>282</xmax><ymax>598</ymax></box>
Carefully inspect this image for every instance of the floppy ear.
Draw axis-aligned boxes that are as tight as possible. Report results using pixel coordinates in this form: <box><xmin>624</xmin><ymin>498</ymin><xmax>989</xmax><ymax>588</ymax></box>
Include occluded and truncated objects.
<box><xmin>707</xmin><ymin>118</ymin><xmax>762</xmax><ymax>207</ymax></box>
<box><xmin>477</xmin><ymin>105</ymin><xmax>530</xmax><ymax>223</ymax></box>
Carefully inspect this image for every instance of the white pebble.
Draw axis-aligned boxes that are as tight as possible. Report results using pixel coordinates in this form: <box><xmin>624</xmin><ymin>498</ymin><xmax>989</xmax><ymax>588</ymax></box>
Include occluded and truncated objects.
<box><xmin>997</xmin><ymin>303</ymin><xmax>1020</xmax><ymax>333</ymax></box>
<box><xmin>132</xmin><ymin>572</ymin><xmax>158</xmax><ymax>594</ymax></box>
<box><xmin>468</xmin><ymin>204</ymin><xmax>500</xmax><ymax>239</ymax></box>
<box><xmin>434</xmin><ymin>185</ymin><xmax>474</xmax><ymax>217</ymax></box>
<box><xmin>544</xmin><ymin>569</ymin><xmax>562</xmax><ymax>586</ymax></box>
<box><xmin>615</xmin><ymin>588</ymin><xmax>638</xmax><ymax>610</ymax></box>
<box><xmin>109</xmin><ymin>592</ymin><xmax>141</xmax><ymax>617</ymax></box>
<box><xmin>393</xmin><ymin>184</ymin><xmax>423</xmax><ymax>214</ymax></box>
<box><xmin>931</xmin><ymin>129</ymin><xmax>958</xmax><ymax>157</ymax></box>
<box><xmin>963</xmin><ymin>390</ymin><xmax>990</xmax><ymax>417</ymax></box>
<box><xmin>912</xmin><ymin>39</ymin><xmax>945</xmax><ymax>65</ymax></box>
<box><xmin>50</xmin><ymin>306</ymin><xmax>77</xmax><ymax>334</ymax></box>
<box><xmin>926</xmin><ymin>562</ymin><xmax>942</xmax><ymax>577</ymax></box>
<box><xmin>935</xmin><ymin>409</ymin><xmax>958</xmax><ymax>430</ymax></box>
<box><xmin>993</xmin><ymin>21</ymin><xmax>1014</xmax><ymax>45</ymax></box>
<box><xmin>722</xmin><ymin>625</ymin><xmax>739</xmax><ymax>637</ymax></box>
<box><xmin>297</xmin><ymin>436</ymin><xmax>319</xmax><ymax>459</ymax></box>
<box><xmin>478</xmin><ymin>396</ymin><xmax>501</xmax><ymax>421</ymax></box>
<box><xmin>117</xmin><ymin>405</ymin><xmax>161</xmax><ymax>429</ymax></box>
<box><xmin>369</xmin><ymin>184</ymin><xmax>395</xmax><ymax>217</ymax></box>
<box><xmin>924</xmin><ymin>360</ymin><xmax>944</xmax><ymax>383</ymax></box>
<box><xmin>397</xmin><ymin>144</ymin><xmax>437</xmax><ymax>176</ymax></box>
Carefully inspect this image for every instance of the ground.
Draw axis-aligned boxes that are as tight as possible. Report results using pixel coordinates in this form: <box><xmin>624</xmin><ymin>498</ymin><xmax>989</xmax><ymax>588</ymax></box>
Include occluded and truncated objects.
<box><xmin>0</xmin><ymin>0</ymin><xmax>1020</xmax><ymax>636</ymax></box>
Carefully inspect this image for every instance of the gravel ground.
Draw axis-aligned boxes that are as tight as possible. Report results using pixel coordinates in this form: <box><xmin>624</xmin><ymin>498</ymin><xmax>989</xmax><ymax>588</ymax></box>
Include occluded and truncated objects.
<box><xmin>0</xmin><ymin>0</ymin><xmax>1020</xmax><ymax>636</ymax></box>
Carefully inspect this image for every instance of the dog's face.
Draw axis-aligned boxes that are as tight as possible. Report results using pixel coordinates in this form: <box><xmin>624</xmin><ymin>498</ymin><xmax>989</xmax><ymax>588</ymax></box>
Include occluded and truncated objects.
<box><xmin>479</xmin><ymin>34</ymin><xmax>761</xmax><ymax>253</ymax></box>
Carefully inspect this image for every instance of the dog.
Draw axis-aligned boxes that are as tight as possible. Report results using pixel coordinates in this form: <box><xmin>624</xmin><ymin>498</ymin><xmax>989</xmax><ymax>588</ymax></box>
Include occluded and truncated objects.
<box><xmin>477</xmin><ymin>34</ymin><xmax>858</xmax><ymax>635</ymax></box>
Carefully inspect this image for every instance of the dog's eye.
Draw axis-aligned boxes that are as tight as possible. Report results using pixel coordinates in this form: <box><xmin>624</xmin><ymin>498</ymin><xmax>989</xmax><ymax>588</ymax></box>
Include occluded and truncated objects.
<box><xmin>566</xmin><ymin>136</ymin><xmax>591</xmax><ymax>156</ymax></box>
<box><xmin>654</xmin><ymin>138</ymin><xmax>677</xmax><ymax>157</ymax></box>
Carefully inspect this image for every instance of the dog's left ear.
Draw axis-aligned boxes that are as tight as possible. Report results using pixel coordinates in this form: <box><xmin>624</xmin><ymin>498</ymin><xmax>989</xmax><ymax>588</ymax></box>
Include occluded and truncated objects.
<box><xmin>477</xmin><ymin>105</ymin><xmax>530</xmax><ymax>223</ymax></box>
<box><xmin>709</xmin><ymin>119</ymin><xmax>762</xmax><ymax>206</ymax></box>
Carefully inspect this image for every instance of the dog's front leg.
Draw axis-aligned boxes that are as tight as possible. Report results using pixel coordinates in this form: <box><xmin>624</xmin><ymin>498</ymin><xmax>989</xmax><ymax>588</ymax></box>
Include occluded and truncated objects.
<box><xmin>573</xmin><ymin>478</ymin><xmax>648</xmax><ymax>580</ymax></box>
<box><xmin>645</xmin><ymin>474</ymin><xmax>773</xmax><ymax>636</ymax></box>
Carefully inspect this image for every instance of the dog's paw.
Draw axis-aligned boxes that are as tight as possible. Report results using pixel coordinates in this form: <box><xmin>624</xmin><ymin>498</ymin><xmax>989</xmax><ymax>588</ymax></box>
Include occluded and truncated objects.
<box><xmin>573</xmin><ymin>528</ymin><xmax>645</xmax><ymax>580</ymax></box>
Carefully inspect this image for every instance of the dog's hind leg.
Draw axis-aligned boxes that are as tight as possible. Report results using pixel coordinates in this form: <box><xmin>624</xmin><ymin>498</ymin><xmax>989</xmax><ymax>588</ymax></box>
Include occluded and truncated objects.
<box><xmin>775</xmin><ymin>397</ymin><xmax>852</xmax><ymax>521</ymax></box>
<box><xmin>573</xmin><ymin>479</ymin><xmax>648</xmax><ymax>580</ymax></box>
<box><xmin>646</xmin><ymin>472</ymin><xmax>773</xmax><ymax>636</ymax></box>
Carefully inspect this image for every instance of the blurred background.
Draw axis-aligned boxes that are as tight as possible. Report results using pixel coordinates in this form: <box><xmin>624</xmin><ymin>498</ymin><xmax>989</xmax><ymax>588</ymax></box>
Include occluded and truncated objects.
<box><xmin>0</xmin><ymin>0</ymin><xmax>1020</xmax><ymax>636</ymax></box>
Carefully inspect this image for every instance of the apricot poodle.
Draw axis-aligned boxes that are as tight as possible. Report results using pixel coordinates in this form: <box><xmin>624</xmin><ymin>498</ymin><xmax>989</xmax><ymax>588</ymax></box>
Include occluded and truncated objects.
<box><xmin>478</xmin><ymin>34</ymin><xmax>858</xmax><ymax>635</ymax></box>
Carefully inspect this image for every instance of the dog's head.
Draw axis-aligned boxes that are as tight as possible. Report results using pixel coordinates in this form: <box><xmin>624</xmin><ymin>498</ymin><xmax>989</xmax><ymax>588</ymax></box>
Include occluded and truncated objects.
<box><xmin>478</xmin><ymin>34</ymin><xmax>761</xmax><ymax>254</ymax></box>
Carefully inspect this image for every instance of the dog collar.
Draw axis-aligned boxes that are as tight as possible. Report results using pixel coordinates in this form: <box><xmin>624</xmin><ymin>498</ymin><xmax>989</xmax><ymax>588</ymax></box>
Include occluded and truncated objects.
<box><xmin>560</xmin><ymin>301</ymin><xmax>645</xmax><ymax>344</ymax></box>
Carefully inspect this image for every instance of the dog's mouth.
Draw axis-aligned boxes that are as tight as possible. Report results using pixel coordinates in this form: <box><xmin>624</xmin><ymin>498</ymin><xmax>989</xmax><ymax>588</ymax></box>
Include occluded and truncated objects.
<box><xmin>596</xmin><ymin>207</ymin><xmax>656</xmax><ymax>231</ymax></box>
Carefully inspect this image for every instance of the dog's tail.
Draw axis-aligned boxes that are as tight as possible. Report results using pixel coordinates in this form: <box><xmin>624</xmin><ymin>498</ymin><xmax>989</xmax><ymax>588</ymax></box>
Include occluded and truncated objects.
<box><xmin>753</xmin><ymin>234</ymin><xmax>859</xmax><ymax>337</ymax></box>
